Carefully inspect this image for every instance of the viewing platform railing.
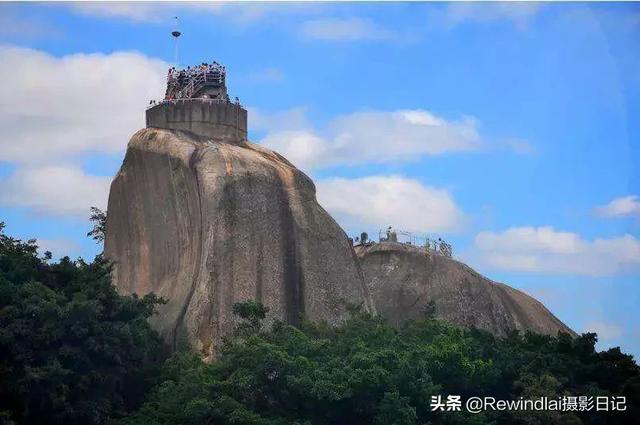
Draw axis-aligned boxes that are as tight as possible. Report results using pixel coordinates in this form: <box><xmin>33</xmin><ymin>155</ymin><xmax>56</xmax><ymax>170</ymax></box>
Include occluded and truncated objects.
<box><xmin>178</xmin><ymin>71</ymin><xmax>223</xmax><ymax>99</ymax></box>
<box><xmin>146</xmin><ymin>97</ymin><xmax>241</xmax><ymax>110</ymax></box>
<box><xmin>166</xmin><ymin>69</ymin><xmax>225</xmax><ymax>99</ymax></box>
<box><xmin>370</xmin><ymin>229</ymin><xmax>453</xmax><ymax>258</ymax></box>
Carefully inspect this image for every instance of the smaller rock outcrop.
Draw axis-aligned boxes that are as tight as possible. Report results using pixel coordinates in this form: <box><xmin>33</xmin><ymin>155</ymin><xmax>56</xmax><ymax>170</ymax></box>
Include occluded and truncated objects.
<box><xmin>355</xmin><ymin>242</ymin><xmax>574</xmax><ymax>336</ymax></box>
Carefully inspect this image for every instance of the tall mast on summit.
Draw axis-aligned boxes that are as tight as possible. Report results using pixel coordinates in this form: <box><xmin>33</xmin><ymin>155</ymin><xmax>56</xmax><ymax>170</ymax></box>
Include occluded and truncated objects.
<box><xmin>171</xmin><ymin>16</ymin><xmax>182</xmax><ymax>67</ymax></box>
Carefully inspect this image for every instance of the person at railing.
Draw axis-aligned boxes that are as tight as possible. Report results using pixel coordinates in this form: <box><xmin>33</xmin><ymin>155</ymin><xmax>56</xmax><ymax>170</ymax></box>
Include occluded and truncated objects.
<box><xmin>161</xmin><ymin>62</ymin><xmax>235</xmax><ymax>101</ymax></box>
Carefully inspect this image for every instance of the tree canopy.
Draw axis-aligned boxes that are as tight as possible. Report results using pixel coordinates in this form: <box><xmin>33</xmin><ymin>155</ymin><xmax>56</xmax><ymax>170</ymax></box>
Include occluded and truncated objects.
<box><xmin>121</xmin><ymin>303</ymin><xmax>640</xmax><ymax>425</ymax></box>
<box><xmin>0</xmin><ymin>221</ymin><xmax>165</xmax><ymax>424</ymax></box>
<box><xmin>1</xmin><ymin>221</ymin><xmax>638</xmax><ymax>425</ymax></box>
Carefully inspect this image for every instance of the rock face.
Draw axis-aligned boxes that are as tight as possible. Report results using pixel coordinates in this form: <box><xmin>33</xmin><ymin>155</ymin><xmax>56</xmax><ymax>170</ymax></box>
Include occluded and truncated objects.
<box><xmin>355</xmin><ymin>242</ymin><xmax>574</xmax><ymax>336</ymax></box>
<box><xmin>105</xmin><ymin>127</ymin><xmax>574</xmax><ymax>353</ymax></box>
<box><xmin>104</xmin><ymin>128</ymin><xmax>370</xmax><ymax>357</ymax></box>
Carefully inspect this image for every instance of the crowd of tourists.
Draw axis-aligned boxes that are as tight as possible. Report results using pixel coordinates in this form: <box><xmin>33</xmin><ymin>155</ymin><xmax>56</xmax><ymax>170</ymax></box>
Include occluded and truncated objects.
<box><xmin>164</xmin><ymin>61</ymin><xmax>226</xmax><ymax>100</ymax></box>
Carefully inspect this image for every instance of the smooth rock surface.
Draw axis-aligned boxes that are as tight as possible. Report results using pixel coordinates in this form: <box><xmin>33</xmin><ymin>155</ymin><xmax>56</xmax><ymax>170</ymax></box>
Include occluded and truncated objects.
<box><xmin>104</xmin><ymin>128</ymin><xmax>370</xmax><ymax>358</ymax></box>
<box><xmin>355</xmin><ymin>242</ymin><xmax>574</xmax><ymax>336</ymax></box>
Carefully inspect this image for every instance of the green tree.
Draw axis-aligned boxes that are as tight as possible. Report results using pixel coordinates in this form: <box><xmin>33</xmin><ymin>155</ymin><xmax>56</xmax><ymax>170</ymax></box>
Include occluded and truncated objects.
<box><xmin>232</xmin><ymin>300</ymin><xmax>269</xmax><ymax>335</ymax></box>
<box><xmin>87</xmin><ymin>207</ymin><xmax>107</xmax><ymax>243</ymax></box>
<box><xmin>0</xmin><ymin>221</ymin><xmax>166</xmax><ymax>424</ymax></box>
<box><xmin>122</xmin><ymin>304</ymin><xmax>640</xmax><ymax>425</ymax></box>
<box><xmin>3</xmin><ymin>221</ymin><xmax>639</xmax><ymax>425</ymax></box>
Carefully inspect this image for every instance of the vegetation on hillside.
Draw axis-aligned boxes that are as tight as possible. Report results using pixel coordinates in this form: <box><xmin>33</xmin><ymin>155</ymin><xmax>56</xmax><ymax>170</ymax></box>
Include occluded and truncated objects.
<box><xmin>119</xmin><ymin>303</ymin><xmax>640</xmax><ymax>425</ymax></box>
<box><xmin>0</xmin><ymin>221</ymin><xmax>638</xmax><ymax>424</ymax></box>
<box><xmin>0</xmin><ymin>222</ymin><xmax>165</xmax><ymax>424</ymax></box>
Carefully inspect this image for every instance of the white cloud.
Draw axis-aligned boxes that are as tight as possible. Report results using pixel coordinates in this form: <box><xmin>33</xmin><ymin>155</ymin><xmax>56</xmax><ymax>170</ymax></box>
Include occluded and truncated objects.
<box><xmin>259</xmin><ymin>109</ymin><xmax>481</xmax><ymax>172</ymax></box>
<box><xmin>249</xmin><ymin>107</ymin><xmax>311</xmax><ymax>133</ymax></box>
<box><xmin>247</xmin><ymin>67</ymin><xmax>285</xmax><ymax>84</ymax></box>
<box><xmin>0</xmin><ymin>10</ymin><xmax>62</xmax><ymax>39</ymax></box>
<box><xmin>330</xmin><ymin>110</ymin><xmax>480</xmax><ymax>156</ymax></box>
<box><xmin>584</xmin><ymin>321</ymin><xmax>623</xmax><ymax>340</ymax></box>
<box><xmin>70</xmin><ymin>4</ymin><xmax>412</xmax><ymax>42</ymax></box>
<box><xmin>300</xmin><ymin>17</ymin><xmax>399</xmax><ymax>41</ymax></box>
<box><xmin>0</xmin><ymin>45</ymin><xmax>167</xmax><ymax>163</ymax></box>
<box><xmin>445</xmin><ymin>2</ymin><xmax>542</xmax><ymax>29</ymax></box>
<box><xmin>0</xmin><ymin>165</ymin><xmax>111</xmax><ymax>217</ymax></box>
<box><xmin>69</xmin><ymin>2</ymin><xmax>170</xmax><ymax>22</ymax></box>
<box><xmin>36</xmin><ymin>238</ymin><xmax>81</xmax><ymax>259</ymax></box>
<box><xmin>473</xmin><ymin>226</ymin><xmax>640</xmax><ymax>276</ymax></box>
<box><xmin>68</xmin><ymin>2</ymin><xmax>321</xmax><ymax>25</ymax></box>
<box><xmin>316</xmin><ymin>175</ymin><xmax>465</xmax><ymax>233</ymax></box>
<box><xmin>260</xmin><ymin>130</ymin><xmax>329</xmax><ymax>172</ymax></box>
<box><xmin>0</xmin><ymin>45</ymin><xmax>164</xmax><ymax>219</ymax></box>
<box><xmin>219</xmin><ymin>3</ymin><xmax>323</xmax><ymax>26</ymax></box>
<box><xmin>596</xmin><ymin>195</ymin><xmax>640</xmax><ymax>218</ymax></box>
<box><xmin>477</xmin><ymin>226</ymin><xmax>583</xmax><ymax>255</ymax></box>
<box><xmin>503</xmin><ymin>138</ymin><xmax>536</xmax><ymax>155</ymax></box>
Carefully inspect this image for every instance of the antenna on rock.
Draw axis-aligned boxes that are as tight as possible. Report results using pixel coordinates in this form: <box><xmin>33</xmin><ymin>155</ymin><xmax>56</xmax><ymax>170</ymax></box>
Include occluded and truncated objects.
<box><xmin>171</xmin><ymin>16</ymin><xmax>182</xmax><ymax>67</ymax></box>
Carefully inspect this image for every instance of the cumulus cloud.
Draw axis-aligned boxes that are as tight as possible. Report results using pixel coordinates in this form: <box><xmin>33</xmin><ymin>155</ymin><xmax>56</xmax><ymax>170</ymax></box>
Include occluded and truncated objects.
<box><xmin>0</xmin><ymin>165</ymin><xmax>111</xmax><ymax>217</ymax></box>
<box><xmin>473</xmin><ymin>226</ymin><xmax>640</xmax><ymax>276</ymax></box>
<box><xmin>503</xmin><ymin>138</ymin><xmax>536</xmax><ymax>155</ymax></box>
<box><xmin>259</xmin><ymin>109</ymin><xmax>481</xmax><ymax>172</ymax></box>
<box><xmin>0</xmin><ymin>9</ymin><xmax>62</xmax><ymax>39</ymax></box>
<box><xmin>299</xmin><ymin>17</ymin><xmax>399</xmax><ymax>41</ymax></box>
<box><xmin>69</xmin><ymin>2</ymin><xmax>170</xmax><ymax>22</ymax></box>
<box><xmin>260</xmin><ymin>130</ymin><xmax>329</xmax><ymax>172</ymax></box>
<box><xmin>316</xmin><ymin>175</ymin><xmax>465</xmax><ymax>233</ymax></box>
<box><xmin>584</xmin><ymin>321</ymin><xmax>623</xmax><ymax>340</ymax></box>
<box><xmin>71</xmin><ymin>4</ymin><xmax>412</xmax><ymax>41</ymax></box>
<box><xmin>0</xmin><ymin>45</ymin><xmax>167</xmax><ymax>163</ymax></box>
<box><xmin>249</xmin><ymin>107</ymin><xmax>311</xmax><ymax>133</ymax></box>
<box><xmin>247</xmin><ymin>67</ymin><xmax>285</xmax><ymax>84</ymax></box>
<box><xmin>36</xmin><ymin>238</ymin><xmax>82</xmax><ymax>259</ymax></box>
<box><xmin>445</xmin><ymin>2</ymin><xmax>542</xmax><ymax>29</ymax></box>
<box><xmin>596</xmin><ymin>195</ymin><xmax>640</xmax><ymax>218</ymax></box>
<box><xmin>68</xmin><ymin>2</ymin><xmax>321</xmax><ymax>25</ymax></box>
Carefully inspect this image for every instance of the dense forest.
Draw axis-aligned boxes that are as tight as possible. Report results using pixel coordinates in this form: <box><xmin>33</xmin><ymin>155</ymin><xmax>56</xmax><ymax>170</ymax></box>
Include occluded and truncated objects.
<box><xmin>1</xmin><ymin>221</ymin><xmax>639</xmax><ymax>425</ymax></box>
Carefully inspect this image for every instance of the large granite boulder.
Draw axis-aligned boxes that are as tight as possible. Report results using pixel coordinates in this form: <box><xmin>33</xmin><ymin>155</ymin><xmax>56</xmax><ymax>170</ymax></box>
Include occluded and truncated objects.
<box><xmin>104</xmin><ymin>128</ymin><xmax>370</xmax><ymax>358</ymax></box>
<box><xmin>355</xmin><ymin>242</ymin><xmax>574</xmax><ymax>336</ymax></box>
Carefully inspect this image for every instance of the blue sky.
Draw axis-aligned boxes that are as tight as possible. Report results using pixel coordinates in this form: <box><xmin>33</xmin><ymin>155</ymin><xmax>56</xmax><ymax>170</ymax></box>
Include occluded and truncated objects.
<box><xmin>0</xmin><ymin>2</ymin><xmax>638</xmax><ymax>356</ymax></box>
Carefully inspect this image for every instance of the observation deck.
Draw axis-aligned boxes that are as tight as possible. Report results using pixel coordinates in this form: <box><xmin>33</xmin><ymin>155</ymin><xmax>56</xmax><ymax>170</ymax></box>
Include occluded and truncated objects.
<box><xmin>146</xmin><ymin>61</ymin><xmax>247</xmax><ymax>144</ymax></box>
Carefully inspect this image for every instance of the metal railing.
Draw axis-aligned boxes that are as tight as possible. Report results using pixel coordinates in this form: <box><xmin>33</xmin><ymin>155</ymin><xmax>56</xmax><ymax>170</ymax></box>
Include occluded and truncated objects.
<box><xmin>179</xmin><ymin>72</ymin><xmax>224</xmax><ymax>99</ymax></box>
<box><xmin>167</xmin><ymin>69</ymin><xmax>225</xmax><ymax>99</ymax></box>
<box><xmin>146</xmin><ymin>97</ymin><xmax>241</xmax><ymax>110</ymax></box>
<box><xmin>375</xmin><ymin>228</ymin><xmax>453</xmax><ymax>258</ymax></box>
